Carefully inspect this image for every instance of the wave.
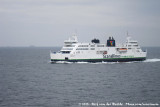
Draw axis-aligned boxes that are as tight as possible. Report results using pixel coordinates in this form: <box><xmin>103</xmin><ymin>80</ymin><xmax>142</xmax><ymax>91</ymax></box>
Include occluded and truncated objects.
<box><xmin>143</xmin><ymin>58</ymin><xmax>160</xmax><ymax>63</ymax></box>
<box><xmin>50</xmin><ymin>61</ymin><xmax>73</xmax><ymax>64</ymax></box>
<box><xmin>50</xmin><ymin>58</ymin><xmax>160</xmax><ymax>64</ymax></box>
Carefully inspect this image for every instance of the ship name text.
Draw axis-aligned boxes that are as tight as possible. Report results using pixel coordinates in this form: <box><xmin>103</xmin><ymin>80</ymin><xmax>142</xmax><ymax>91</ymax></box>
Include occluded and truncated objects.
<box><xmin>103</xmin><ymin>54</ymin><xmax>121</xmax><ymax>58</ymax></box>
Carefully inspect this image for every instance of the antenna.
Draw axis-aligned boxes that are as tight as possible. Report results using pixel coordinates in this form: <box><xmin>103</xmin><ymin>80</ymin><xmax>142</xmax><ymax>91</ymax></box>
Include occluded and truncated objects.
<box><xmin>72</xmin><ymin>30</ymin><xmax>78</xmax><ymax>42</ymax></box>
<box><xmin>126</xmin><ymin>31</ymin><xmax>131</xmax><ymax>42</ymax></box>
<box><xmin>127</xmin><ymin>31</ymin><xmax>129</xmax><ymax>37</ymax></box>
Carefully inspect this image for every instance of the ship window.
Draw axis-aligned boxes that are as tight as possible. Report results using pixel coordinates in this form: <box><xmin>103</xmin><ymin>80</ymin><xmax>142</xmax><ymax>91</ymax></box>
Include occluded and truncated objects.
<box><xmin>96</xmin><ymin>51</ymin><xmax>105</xmax><ymax>54</ymax></box>
<box><xmin>97</xmin><ymin>45</ymin><xmax>104</xmax><ymax>47</ymax></box>
<box><xmin>71</xmin><ymin>45</ymin><xmax>75</xmax><ymax>47</ymax></box>
<box><xmin>61</xmin><ymin>51</ymin><xmax>71</xmax><ymax>54</ymax></box>
<box><xmin>133</xmin><ymin>45</ymin><xmax>138</xmax><ymax>46</ymax></box>
<box><xmin>64</xmin><ymin>45</ymin><xmax>75</xmax><ymax>47</ymax></box>
<box><xmin>90</xmin><ymin>48</ymin><xmax>95</xmax><ymax>50</ymax></box>
<box><xmin>64</xmin><ymin>45</ymin><xmax>71</xmax><ymax>47</ymax></box>
<box><xmin>90</xmin><ymin>45</ymin><xmax>95</xmax><ymax>47</ymax></box>
<box><xmin>78</xmin><ymin>45</ymin><xmax>88</xmax><ymax>47</ymax></box>
<box><xmin>129</xmin><ymin>41</ymin><xmax>137</xmax><ymax>43</ymax></box>
<box><xmin>62</xmin><ymin>48</ymin><xmax>73</xmax><ymax>50</ymax></box>
<box><xmin>76</xmin><ymin>48</ymin><xmax>88</xmax><ymax>50</ymax></box>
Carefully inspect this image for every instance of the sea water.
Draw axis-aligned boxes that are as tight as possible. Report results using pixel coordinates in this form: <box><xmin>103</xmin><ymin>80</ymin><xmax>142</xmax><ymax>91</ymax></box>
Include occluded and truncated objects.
<box><xmin>0</xmin><ymin>47</ymin><xmax>160</xmax><ymax>107</ymax></box>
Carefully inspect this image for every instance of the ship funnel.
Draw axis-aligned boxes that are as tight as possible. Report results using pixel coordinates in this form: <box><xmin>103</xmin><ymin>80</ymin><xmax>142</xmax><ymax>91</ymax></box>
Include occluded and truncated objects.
<box><xmin>107</xmin><ymin>36</ymin><xmax>116</xmax><ymax>47</ymax></box>
<box><xmin>91</xmin><ymin>38</ymin><xmax>100</xmax><ymax>43</ymax></box>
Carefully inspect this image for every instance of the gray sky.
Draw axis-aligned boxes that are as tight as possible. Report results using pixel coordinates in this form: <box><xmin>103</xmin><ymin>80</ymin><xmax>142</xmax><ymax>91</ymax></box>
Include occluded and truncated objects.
<box><xmin>0</xmin><ymin>0</ymin><xmax>160</xmax><ymax>47</ymax></box>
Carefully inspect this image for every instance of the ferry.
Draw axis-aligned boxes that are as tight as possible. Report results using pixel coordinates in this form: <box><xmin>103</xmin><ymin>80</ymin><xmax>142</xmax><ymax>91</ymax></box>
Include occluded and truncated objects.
<box><xmin>50</xmin><ymin>33</ymin><xmax>147</xmax><ymax>63</ymax></box>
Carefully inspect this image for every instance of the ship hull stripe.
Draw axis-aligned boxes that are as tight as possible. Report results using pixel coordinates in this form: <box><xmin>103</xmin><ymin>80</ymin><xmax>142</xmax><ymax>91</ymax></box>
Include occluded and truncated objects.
<box><xmin>51</xmin><ymin>57</ymin><xmax>146</xmax><ymax>62</ymax></box>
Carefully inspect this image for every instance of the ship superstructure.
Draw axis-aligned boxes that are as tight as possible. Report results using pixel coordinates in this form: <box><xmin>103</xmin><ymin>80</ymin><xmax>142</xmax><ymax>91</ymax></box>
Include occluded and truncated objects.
<box><xmin>50</xmin><ymin>34</ymin><xmax>147</xmax><ymax>62</ymax></box>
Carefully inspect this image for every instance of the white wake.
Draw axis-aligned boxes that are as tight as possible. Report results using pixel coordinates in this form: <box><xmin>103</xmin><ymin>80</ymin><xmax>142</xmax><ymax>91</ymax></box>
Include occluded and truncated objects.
<box><xmin>143</xmin><ymin>58</ymin><xmax>160</xmax><ymax>63</ymax></box>
<box><xmin>50</xmin><ymin>58</ymin><xmax>160</xmax><ymax>64</ymax></box>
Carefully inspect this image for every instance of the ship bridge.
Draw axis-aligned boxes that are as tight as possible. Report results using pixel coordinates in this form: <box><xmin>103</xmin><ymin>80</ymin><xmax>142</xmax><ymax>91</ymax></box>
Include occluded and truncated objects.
<box><xmin>64</xmin><ymin>34</ymin><xmax>78</xmax><ymax>45</ymax></box>
<box><xmin>59</xmin><ymin>34</ymin><xmax>78</xmax><ymax>54</ymax></box>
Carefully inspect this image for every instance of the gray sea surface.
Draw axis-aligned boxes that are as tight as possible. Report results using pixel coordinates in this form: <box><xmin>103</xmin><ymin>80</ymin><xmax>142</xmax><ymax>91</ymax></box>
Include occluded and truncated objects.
<box><xmin>0</xmin><ymin>47</ymin><xmax>160</xmax><ymax>107</ymax></box>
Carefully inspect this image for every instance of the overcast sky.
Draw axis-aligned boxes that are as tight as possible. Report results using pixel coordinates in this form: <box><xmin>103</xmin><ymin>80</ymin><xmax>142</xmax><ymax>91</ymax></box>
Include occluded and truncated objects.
<box><xmin>0</xmin><ymin>0</ymin><xmax>160</xmax><ymax>47</ymax></box>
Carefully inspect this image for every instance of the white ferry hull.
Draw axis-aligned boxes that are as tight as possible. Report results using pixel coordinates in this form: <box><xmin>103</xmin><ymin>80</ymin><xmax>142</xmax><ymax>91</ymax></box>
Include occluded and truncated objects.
<box><xmin>50</xmin><ymin>52</ymin><xmax>147</xmax><ymax>63</ymax></box>
<box><xmin>50</xmin><ymin>57</ymin><xmax>146</xmax><ymax>63</ymax></box>
<box><xmin>50</xmin><ymin>34</ymin><xmax>147</xmax><ymax>63</ymax></box>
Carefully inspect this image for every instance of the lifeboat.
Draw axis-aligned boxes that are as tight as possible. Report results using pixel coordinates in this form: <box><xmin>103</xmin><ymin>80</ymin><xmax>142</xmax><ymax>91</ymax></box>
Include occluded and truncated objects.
<box><xmin>118</xmin><ymin>48</ymin><xmax>127</xmax><ymax>52</ymax></box>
